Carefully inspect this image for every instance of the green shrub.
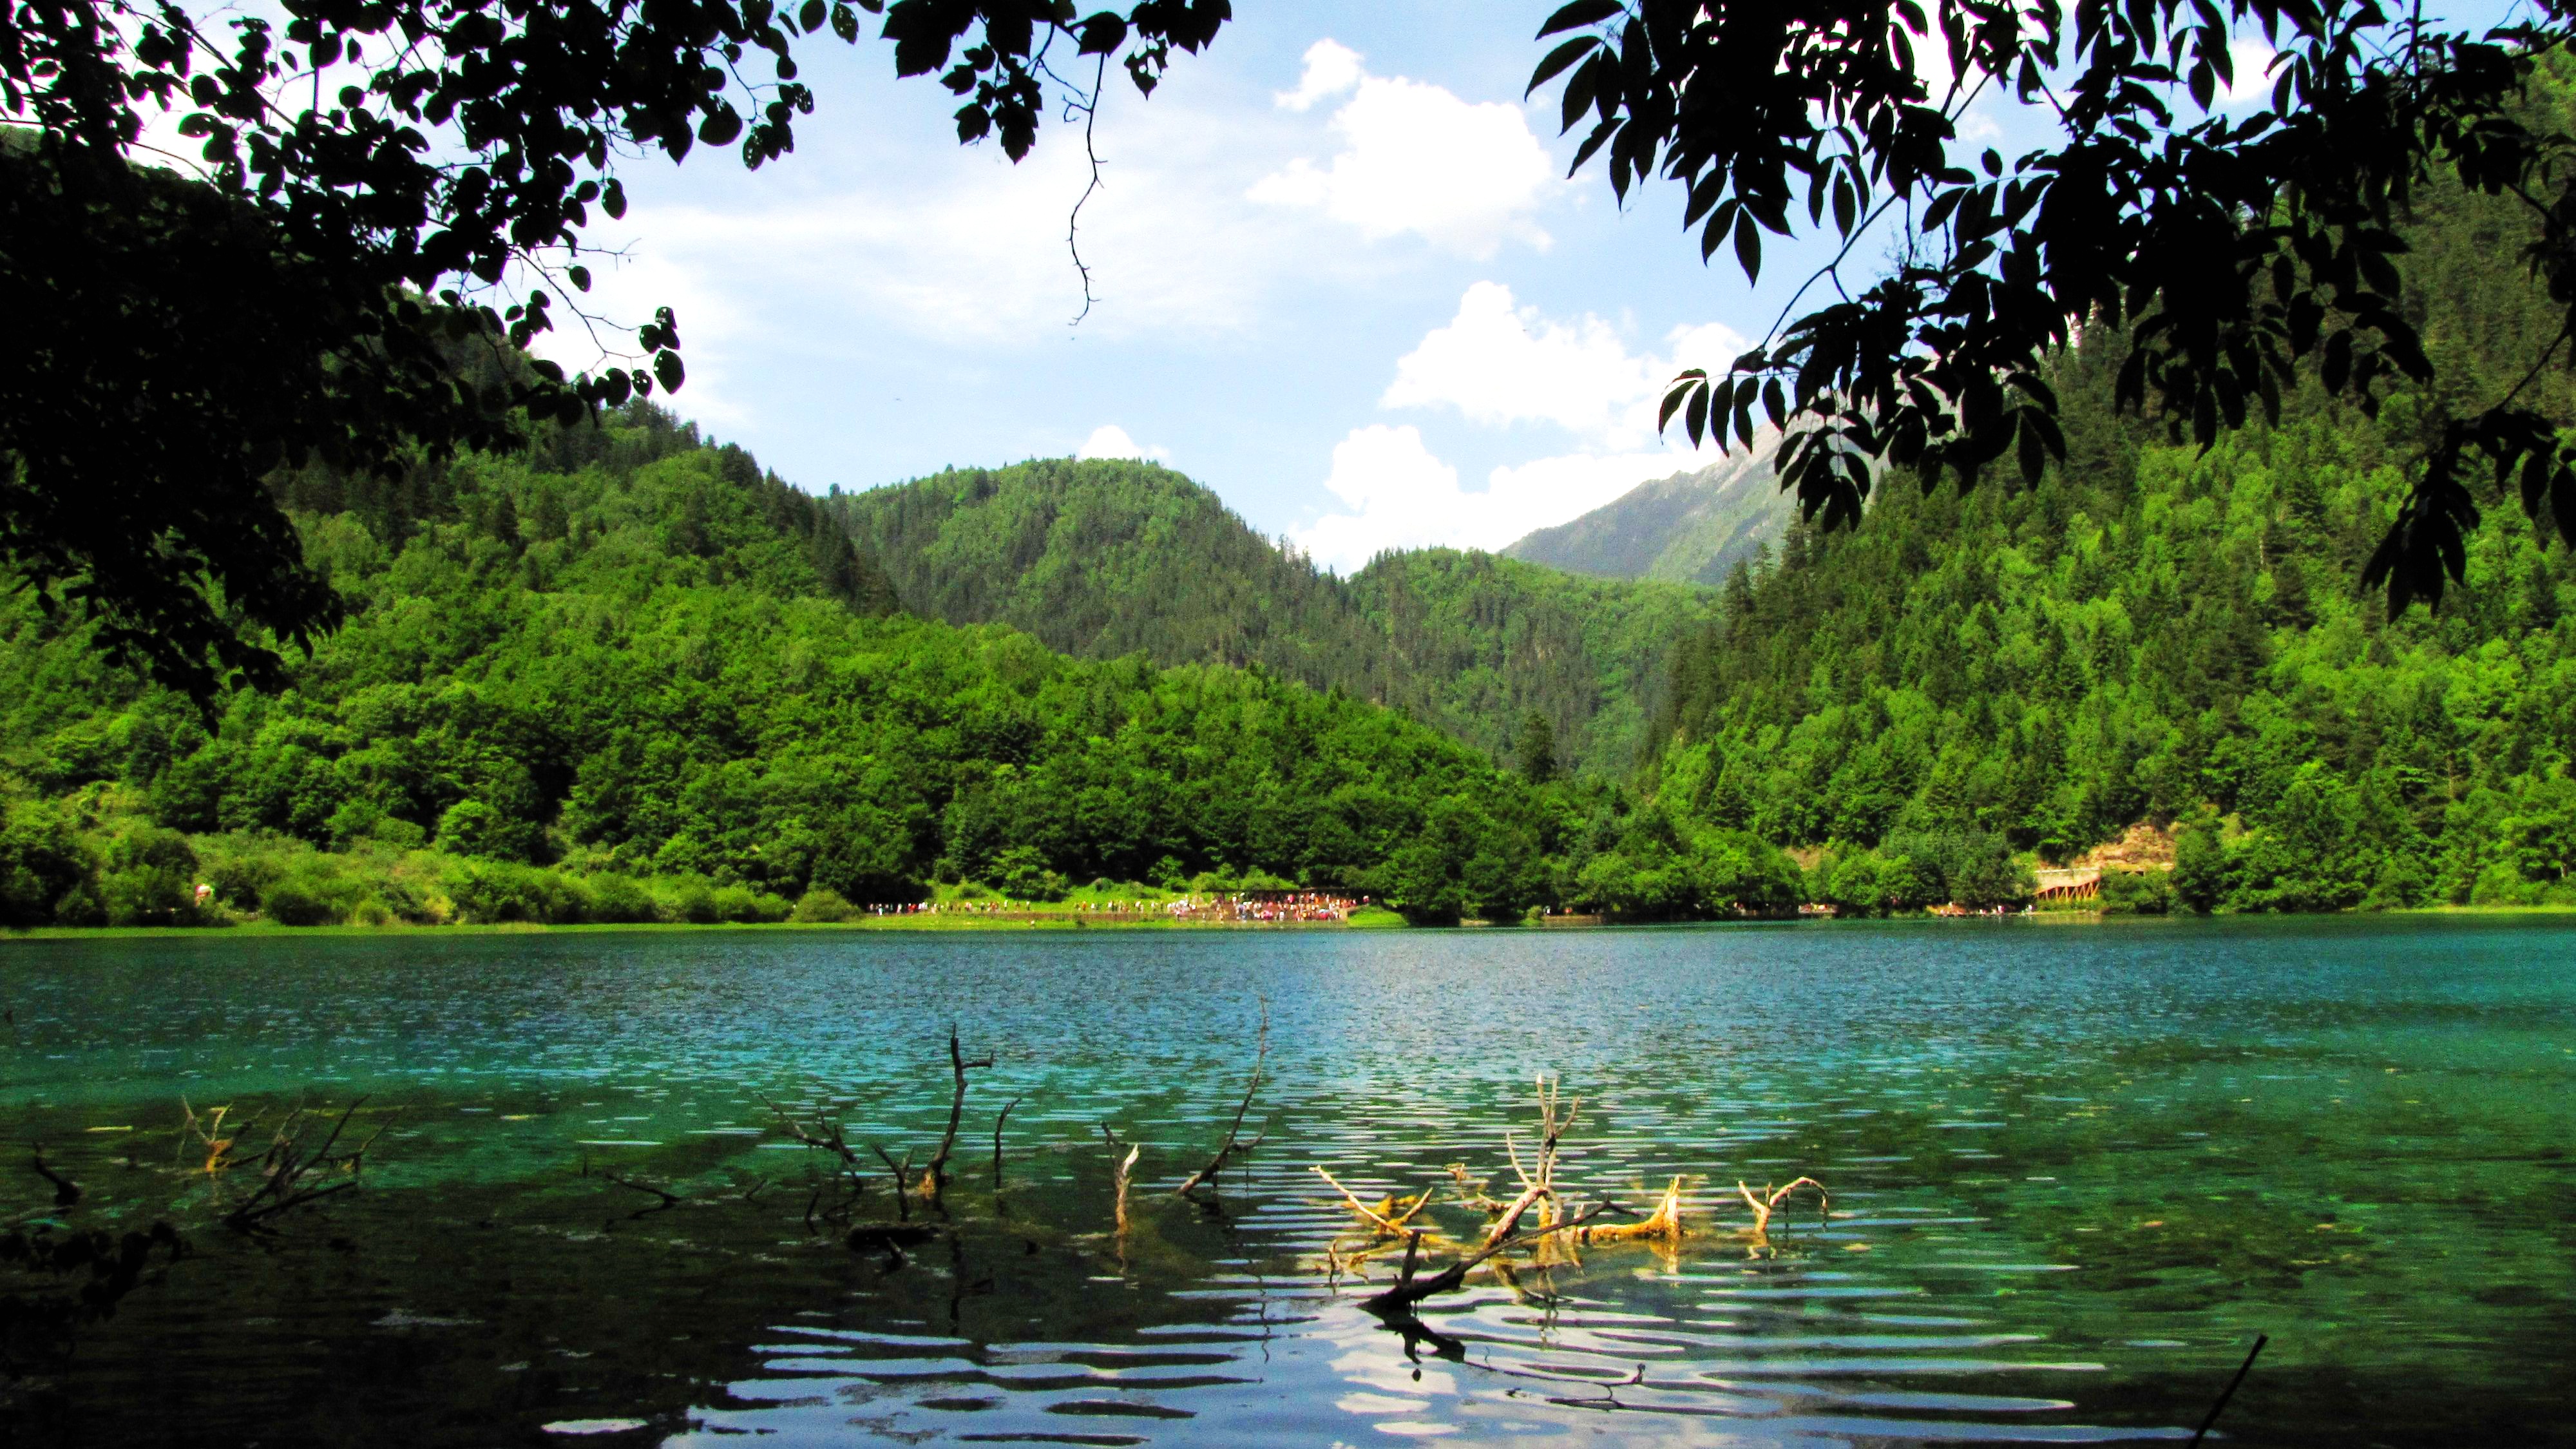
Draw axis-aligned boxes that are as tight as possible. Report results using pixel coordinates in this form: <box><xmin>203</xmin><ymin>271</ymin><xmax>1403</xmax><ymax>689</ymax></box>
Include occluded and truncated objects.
<box><xmin>2099</xmin><ymin>869</ymin><xmax>2175</xmax><ymax>915</ymax></box>
<box><xmin>664</xmin><ymin>876</ymin><xmax>721</xmax><ymax>924</ymax></box>
<box><xmin>790</xmin><ymin>887</ymin><xmax>859</xmax><ymax>923</ymax></box>
<box><xmin>200</xmin><ymin>847</ymin><xmax>287</xmax><ymax>912</ymax></box>
<box><xmin>2171</xmin><ymin>818</ymin><xmax>2230</xmax><ymax>914</ymax></box>
<box><xmin>2469</xmin><ymin>861</ymin><xmax>2546</xmax><ymax>907</ymax></box>
<box><xmin>437</xmin><ymin>800</ymin><xmax>543</xmax><ymax>863</ymax></box>
<box><xmin>587</xmin><ymin>874</ymin><xmax>660</xmax><ymax>923</ymax></box>
<box><xmin>443</xmin><ymin>859</ymin><xmax>590</xmax><ymax>923</ymax></box>
<box><xmin>995</xmin><ymin>846</ymin><xmax>1069</xmax><ymax>902</ymax></box>
<box><xmin>708</xmin><ymin>884</ymin><xmax>791</xmax><ymax>923</ymax></box>
<box><xmin>100</xmin><ymin>827</ymin><xmax>202</xmax><ymax>926</ymax></box>
<box><xmin>262</xmin><ymin>868</ymin><xmax>352</xmax><ymax>926</ymax></box>
<box><xmin>0</xmin><ymin>802</ymin><xmax>97</xmax><ymax>926</ymax></box>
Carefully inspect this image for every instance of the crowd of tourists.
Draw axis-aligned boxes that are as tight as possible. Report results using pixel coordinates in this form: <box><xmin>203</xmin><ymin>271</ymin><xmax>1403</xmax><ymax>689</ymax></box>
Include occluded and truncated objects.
<box><xmin>857</xmin><ymin>891</ymin><xmax>1365</xmax><ymax>922</ymax></box>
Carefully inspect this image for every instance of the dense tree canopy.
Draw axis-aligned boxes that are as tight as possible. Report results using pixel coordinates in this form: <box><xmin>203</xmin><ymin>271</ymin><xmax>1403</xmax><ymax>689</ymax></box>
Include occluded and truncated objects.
<box><xmin>0</xmin><ymin>405</ymin><xmax>1614</xmax><ymax>928</ymax></box>
<box><xmin>14</xmin><ymin>0</ymin><xmax>2576</xmax><ymax>706</ymax></box>
<box><xmin>1</xmin><ymin>0</ymin><xmax>1224</xmax><ymax>698</ymax></box>
<box><xmin>1645</xmin><ymin>131</ymin><xmax>2576</xmax><ymax>912</ymax></box>
<box><xmin>829</xmin><ymin>459</ymin><xmax>1714</xmax><ymax>778</ymax></box>
<box><xmin>1534</xmin><ymin>0</ymin><xmax>2576</xmax><ymax>611</ymax></box>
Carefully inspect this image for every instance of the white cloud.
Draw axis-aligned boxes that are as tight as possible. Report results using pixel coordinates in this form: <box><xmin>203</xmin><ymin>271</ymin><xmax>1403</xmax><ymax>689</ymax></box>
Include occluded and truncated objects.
<box><xmin>1289</xmin><ymin>428</ymin><xmax>1715</xmax><ymax>573</ymax></box>
<box><xmin>1382</xmin><ymin>282</ymin><xmax>1746</xmax><ymax>449</ymax></box>
<box><xmin>1385</xmin><ymin>281</ymin><xmax>1652</xmax><ymax>441</ymax></box>
<box><xmin>1292</xmin><ymin>425</ymin><xmax>1464</xmax><ymax>571</ymax></box>
<box><xmin>1076</xmin><ymin>424</ymin><xmax>1169</xmax><ymax>462</ymax></box>
<box><xmin>1249</xmin><ymin>42</ymin><xmax>1560</xmax><ymax>257</ymax></box>
<box><xmin>550</xmin><ymin>61</ymin><xmax>1389</xmax><ymax>415</ymax></box>
<box><xmin>1276</xmin><ymin>39</ymin><xmax>1363</xmax><ymax>112</ymax></box>
<box><xmin>1290</xmin><ymin>286</ymin><xmax>1757</xmax><ymax>570</ymax></box>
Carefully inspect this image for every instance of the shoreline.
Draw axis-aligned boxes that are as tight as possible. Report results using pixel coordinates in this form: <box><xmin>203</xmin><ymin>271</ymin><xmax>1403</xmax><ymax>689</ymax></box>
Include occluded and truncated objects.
<box><xmin>8</xmin><ymin>902</ymin><xmax>2575</xmax><ymax>943</ymax></box>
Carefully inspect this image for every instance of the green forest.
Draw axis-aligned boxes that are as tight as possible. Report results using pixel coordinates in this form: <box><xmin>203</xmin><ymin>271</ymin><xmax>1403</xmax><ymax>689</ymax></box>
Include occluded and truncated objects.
<box><xmin>830</xmin><ymin>461</ymin><xmax>1712</xmax><ymax>779</ymax></box>
<box><xmin>6</xmin><ymin>71</ymin><xmax>2576</xmax><ymax>930</ymax></box>
<box><xmin>1621</xmin><ymin>117</ymin><xmax>2576</xmax><ymax>916</ymax></box>
<box><xmin>0</xmin><ymin>410</ymin><xmax>1615</xmax><ymax>929</ymax></box>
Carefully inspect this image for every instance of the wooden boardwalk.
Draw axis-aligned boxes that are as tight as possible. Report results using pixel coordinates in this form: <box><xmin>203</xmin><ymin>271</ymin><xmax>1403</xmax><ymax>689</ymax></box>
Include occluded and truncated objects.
<box><xmin>2032</xmin><ymin>867</ymin><xmax>2103</xmax><ymax>904</ymax></box>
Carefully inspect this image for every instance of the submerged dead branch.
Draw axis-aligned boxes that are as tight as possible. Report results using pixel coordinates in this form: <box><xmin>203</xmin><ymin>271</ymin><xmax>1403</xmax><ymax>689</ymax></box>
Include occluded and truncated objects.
<box><xmin>1737</xmin><ymin>1176</ymin><xmax>1829</xmax><ymax>1236</ymax></box>
<box><xmin>991</xmin><ymin>1094</ymin><xmax>1024</xmax><ymax>1193</ymax></box>
<box><xmin>1312</xmin><ymin>1166</ymin><xmax>1435</xmax><ymax>1238</ymax></box>
<box><xmin>222</xmin><ymin>1098</ymin><xmax>383</xmax><ymax>1234</ymax></box>
<box><xmin>1317</xmin><ymin>1075</ymin><xmax>1827</xmax><ymax>1314</ymax></box>
<box><xmin>601</xmin><ymin>1171</ymin><xmax>683</xmax><ymax>1222</ymax></box>
<box><xmin>27</xmin><ymin>1146</ymin><xmax>81</xmax><ymax>1207</ymax></box>
<box><xmin>872</xmin><ymin>1145</ymin><xmax>917</xmax><ymax>1220</ymax></box>
<box><xmin>1361</xmin><ymin>1204</ymin><xmax>1617</xmax><ymax>1312</ymax></box>
<box><xmin>1172</xmin><ymin>998</ymin><xmax>1269</xmax><ymax>1198</ymax></box>
<box><xmin>1445</xmin><ymin>1163</ymin><xmax>1509</xmax><ymax>1213</ymax></box>
<box><xmin>1575</xmin><ymin>1176</ymin><xmax>1684</xmax><ymax>1245</ymax></box>
<box><xmin>921</xmin><ymin>1027</ymin><xmax>995</xmax><ymax>1200</ymax></box>
<box><xmin>765</xmin><ymin>1093</ymin><xmax>877</xmax><ymax>1229</ymax></box>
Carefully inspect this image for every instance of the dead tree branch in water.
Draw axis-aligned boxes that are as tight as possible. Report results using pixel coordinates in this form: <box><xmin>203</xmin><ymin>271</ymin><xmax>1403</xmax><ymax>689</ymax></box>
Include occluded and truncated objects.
<box><xmin>764</xmin><ymin>1094</ymin><xmax>875</xmax><ymax>1229</ymax></box>
<box><xmin>1445</xmin><ymin>1164</ymin><xmax>1509</xmax><ymax>1213</ymax></box>
<box><xmin>991</xmin><ymin>1095</ymin><xmax>1024</xmax><ymax>1193</ymax></box>
<box><xmin>600</xmin><ymin>1172</ymin><xmax>683</xmax><ymax>1223</ymax></box>
<box><xmin>2189</xmin><ymin>1333</ymin><xmax>2268</xmax><ymax>1447</ymax></box>
<box><xmin>1736</xmin><ymin>1176</ymin><xmax>1829</xmax><ymax>1236</ymax></box>
<box><xmin>1574</xmin><ymin>1176</ymin><xmax>1684</xmax><ymax>1244</ymax></box>
<box><xmin>872</xmin><ymin>1145</ymin><xmax>917</xmax><ymax>1220</ymax></box>
<box><xmin>26</xmin><ymin>1147</ymin><xmax>80</xmax><ymax>1207</ymax></box>
<box><xmin>921</xmin><ymin>1027</ymin><xmax>995</xmax><ymax>1200</ymax></box>
<box><xmin>1097</xmin><ymin>1124</ymin><xmax>1141</xmax><ymax>1238</ymax></box>
<box><xmin>1360</xmin><ymin>1203</ymin><xmax>1616</xmax><ymax>1312</ymax></box>
<box><xmin>1172</xmin><ymin>998</ymin><xmax>1268</xmax><ymax>1198</ymax></box>
<box><xmin>222</xmin><ymin>1098</ymin><xmax>382</xmax><ymax>1234</ymax></box>
<box><xmin>1317</xmin><ymin>1075</ymin><xmax>1827</xmax><ymax>1312</ymax></box>
<box><xmin>1312</xmin><ymin>1166</ymin><xmax>1434</xmax><ymax>1238</ymax></box>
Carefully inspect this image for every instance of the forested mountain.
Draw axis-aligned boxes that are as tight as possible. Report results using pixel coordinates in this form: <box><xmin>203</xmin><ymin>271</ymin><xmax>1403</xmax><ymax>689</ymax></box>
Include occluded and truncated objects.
<box><xmin>1502</xmin><ymin>434</ymin><xmax>1793</xmax><ymax>584</ymax></box>
<box><xmin>1620</xmin><ymin>108</ymin><xmax>2576</xmax><ymax>914</ymax></box>
<box><xmin>827</xmin><ymin>461</ymin><xmax>1713</xmax><ymax>778</ymax></box>
<box><xmin>0</xmin><ymin>407</ymin><xmax>1610</xmax><ymax>928</ymax></box>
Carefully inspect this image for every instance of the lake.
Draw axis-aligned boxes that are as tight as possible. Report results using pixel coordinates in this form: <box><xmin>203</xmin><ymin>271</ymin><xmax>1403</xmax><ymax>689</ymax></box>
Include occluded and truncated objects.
<box><xmin>2</xmin><ymin>917</ymin><xmax>2570</xmax><ymax>1446</ymax></box>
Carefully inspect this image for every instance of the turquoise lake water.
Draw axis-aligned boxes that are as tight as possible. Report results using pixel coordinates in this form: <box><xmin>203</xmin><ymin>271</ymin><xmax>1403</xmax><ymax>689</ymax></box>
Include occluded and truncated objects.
<box><xmin>2</xmin><ymin>916</ymin><xmax>2570</xmax><ymax>1446</ymax></box>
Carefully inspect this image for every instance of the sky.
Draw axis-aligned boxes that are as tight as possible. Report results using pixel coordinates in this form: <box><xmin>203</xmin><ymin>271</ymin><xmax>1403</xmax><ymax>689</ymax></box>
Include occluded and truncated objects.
<box><xmin>506</xmin><ymin>1</ymin><xmax>2397</xmax><ymax>572</ymax></box>
<box><xmin>545</xmin><ymin>2</ymin><xmax>1867</xmax><ymax>571</ymax></box>
<box><xmin>135</xmin><ymin>1</ymin><xmax>2520</xmax><ymax>573</ymax></box>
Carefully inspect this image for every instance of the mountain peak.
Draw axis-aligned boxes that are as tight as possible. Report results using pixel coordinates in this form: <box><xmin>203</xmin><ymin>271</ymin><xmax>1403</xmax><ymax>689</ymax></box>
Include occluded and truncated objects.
<box><xmin>1502</xmin><ymin>432</ymin><xmax>1791</xmax><ymax>584</ymax></box>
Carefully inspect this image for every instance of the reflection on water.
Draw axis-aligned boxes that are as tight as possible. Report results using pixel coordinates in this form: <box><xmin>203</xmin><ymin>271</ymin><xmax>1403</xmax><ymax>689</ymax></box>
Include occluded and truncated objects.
<box><xmin>2</xmin><ymin>916</ymin><xmax>2571</xmax><ymax>1446</ymax></box>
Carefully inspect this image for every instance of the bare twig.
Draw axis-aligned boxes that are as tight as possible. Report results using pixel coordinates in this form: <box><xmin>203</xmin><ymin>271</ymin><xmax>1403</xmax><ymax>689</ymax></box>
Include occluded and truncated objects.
<box><xmin>872</xmin><ymin>1144</ymin><xmax>916</xmax><ymax>1220</ymax></box>
<box><xmin>1313</xmin><ymin>1166</ymin><xmax>1434</xmax><ymax>1237</ymax></box>
<box><xmin>991</xmin><ymin>1094</ymin><xmax>1024</xmax><ymax>1193</ymax></box>
<box><xmin>1065</xmin><ymin>51</ymin><xmax>1109</xmax><ymax>325</ymax></box>
<box><xmin>1360</xmin><ymin>1202</ymin><xmax>1617</xmax><ymax>1312</ymax></box>
<box><xmin>1172</xmin><ymin>997</ymin><xmax>1268</xmax><ymax>1197</ymax></box>
<box><xmin>28</xmin><ymin>1146</ymin><xmax>80</xmax><ymax>1207</ymax></box>
<box><xmin>922</xmin><ymin>1026</ymin><xmax>995</xmax><ymax>1200</ymax></box>
<box><xmin>1445</xmin><ymin>1163</ymin><xmax>1510</xmax><ymax>1213</ymax></box>
<box><xmin>224</xmin><ymin>1098</ymin><xmax>382</xmax><ymax>1234</ymax></box>
<box><xmin>600</xmin><ymin>1171</ymin><xmax>682</xmax><ymax>1222</ymax></box>
<box><xmin>1736</xmin><ymin>1176</ymin><xmax>1829</xmax><ymax>1236</ymax></box>
<box><xmin>2189</xmin><ymin>1334</ymin><xmax>2269</xmax><ymax>1446</ymax></box>
<box><xmin>763</xmin><ymin>1095</ymin><xmax>864</xmax><ymax>1169</ymax></box>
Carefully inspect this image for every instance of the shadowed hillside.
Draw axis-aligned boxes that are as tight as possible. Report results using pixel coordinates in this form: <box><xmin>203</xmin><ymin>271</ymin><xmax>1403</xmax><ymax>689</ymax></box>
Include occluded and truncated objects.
<box><xmin>827</xmin><ymin>459</ymin><xmax>1713</xmax><ymax>778</ymax></box>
